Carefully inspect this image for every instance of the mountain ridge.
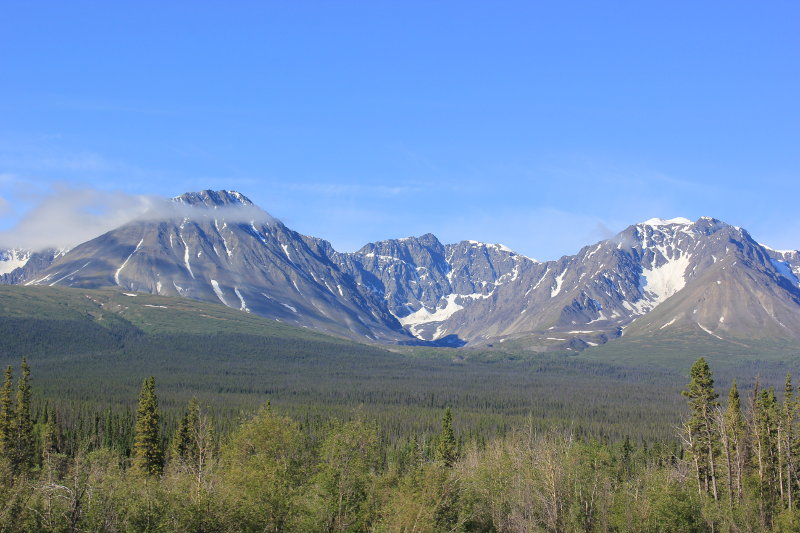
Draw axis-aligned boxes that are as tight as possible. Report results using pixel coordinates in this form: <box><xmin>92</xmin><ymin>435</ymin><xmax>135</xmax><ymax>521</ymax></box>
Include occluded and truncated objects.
<box><xmin>2</xmin><ymin>189</ymin><xmax>799</xmax><ymax>350</ymax></box>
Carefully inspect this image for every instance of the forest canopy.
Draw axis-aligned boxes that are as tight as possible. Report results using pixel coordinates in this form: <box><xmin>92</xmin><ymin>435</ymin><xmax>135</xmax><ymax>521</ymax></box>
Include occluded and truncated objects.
<box><xmin>1</xmin><ymin>358</ymin><xmax>799</xmax><ymax>531</ymax></box>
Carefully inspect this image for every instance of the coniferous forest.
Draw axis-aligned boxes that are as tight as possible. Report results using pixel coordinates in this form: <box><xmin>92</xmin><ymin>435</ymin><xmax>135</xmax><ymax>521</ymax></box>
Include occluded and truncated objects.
<box><xmin>1</xmin><ymin>357</ymin><xmax>800</xmax><ymax>532</ymax></box>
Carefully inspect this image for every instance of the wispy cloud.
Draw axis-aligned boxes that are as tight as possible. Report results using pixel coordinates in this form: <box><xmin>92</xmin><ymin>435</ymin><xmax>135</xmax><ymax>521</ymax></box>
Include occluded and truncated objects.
<box><xmin>0</xmin><ymin>184</ymin><xmax>159</xmax><ymax>250</ymax></box>
<box><xmin>0</xmin><ymin>145</ymin><xmax>115</xmax><ymax>174</ymax></box>
<box><xmin>0</xmin><ymin>183</ymin><xmax>281</xmax><ymax>251</ymax></box>
<box><xmin>276</xmin><ymin>182</ymin><xmax>425</xmax><ymax>198</ymax></box>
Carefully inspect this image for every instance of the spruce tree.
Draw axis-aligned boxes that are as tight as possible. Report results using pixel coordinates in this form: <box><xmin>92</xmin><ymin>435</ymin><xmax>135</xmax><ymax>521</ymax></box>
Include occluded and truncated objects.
<box><xmin>682</xmin><ymin>357</ymin><xmax>720</xmax><ymax>500</ymax></box>
<box><xmin>13</xmin><ymin>359</ymin><xmax>34</xmax><ymax>473</ymax></box>
<box><xmin>436</xmin><ymin>407</ymin><xmax>457</xmax><ymax>467</ymax></box>
<box><xmin>171</xmin><ymin>397</ymin><xmax>200</xmax><ymax>465</ymax></box>
<box><xmin>724</xmin><ymin>380</ymin><xmax>747</xmax><ymax>503</ymax></box>
<box><xmin>780</xmin><ymin>373</ymin><xmax>796</xmax><ymax>509</ymax></box>
<box><xmin>755</xmin><ymin>386</ymin><xmax>780</xmax><ymax>523</ymax></box>
<box><xmin>132</xmin><ymin>376</ymin><xmax>163</xmax><ymax>476</ymax></box>
<box><xmin>0</xmin><ymin>366</ymin><xmax>13</xmax><ymax>460</ymax></box>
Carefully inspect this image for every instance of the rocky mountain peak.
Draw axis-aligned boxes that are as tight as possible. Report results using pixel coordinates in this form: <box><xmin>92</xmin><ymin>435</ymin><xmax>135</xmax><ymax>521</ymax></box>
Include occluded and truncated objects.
<box><xmin>172</xmin><ymin>190</ymin><xmax>254</xmax><ymax>208</ymax></box>
<box><xmin>357</xmin><ymin>233</ymin><xmax>443</xmax><ymax>255</ymax></box>
<box><xmin>640</xmin><ymin>217</ymin><xmax>693</xmax><ymax>226</ymax></box>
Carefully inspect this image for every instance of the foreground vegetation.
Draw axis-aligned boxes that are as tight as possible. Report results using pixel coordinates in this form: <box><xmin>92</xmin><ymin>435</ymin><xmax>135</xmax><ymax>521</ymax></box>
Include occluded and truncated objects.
<box><xmin>1</xmin><ymin>358</ymin><xmax>800</xmax><ymax>532</ymax></box>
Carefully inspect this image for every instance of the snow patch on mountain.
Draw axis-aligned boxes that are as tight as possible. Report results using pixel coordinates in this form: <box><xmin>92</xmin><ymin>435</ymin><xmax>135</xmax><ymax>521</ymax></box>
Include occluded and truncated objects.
<box><xmin>660</xmin><ymin>317</ymin><xmax>679</xmax><ymax>329</ymax></box>
<box><xmin>49</xmin><ymin>261</ymin><xmax>91</xmax><ymax>286</ymax></box>
<box><xmin>642</xmin><ymin>217</ymin><xmax>692</xmax><ymax>226</ymax></box>
<box><xmin>234</xmin><ymin>287</ymin><xmax>249</xmax><ymax>312</ymax></box>
<box><xmin>114</xmin><ymin>238</ymin><xmax>144</xmax><ymax>285</ymax></box>
<box><xmin>640</xmin><ymin>253</ymin><xmax>692</xmax><ymax>305</ymax></box>
<box><xmin>397</xmin><ymin>294</ymin><xmax>464</xmax><ymax>330</ymax></box>
<box><xmin>210</xmin><ymin>279</ymin><xmax>228</xmax><ymax>306</ymax></box>
<box><xmin>771</xmin><ymin>258</ymin><xmax>800</xmax><ymax>287</ymax></box>
<box><xmin>0</xmin><ymin>249</ymin><xmax>31</xmax><ymax>275</ymax></box>
<box><xmin>551</xmin><ymin>269</ymin><xmax>567</xmax><ymax>297</ymax></box>
<box><xmin>466</xmin><ymin>240</ymin><xmax>513</xmax><ymax>252</ymax></box>
<box><xmin>761</xmin><ymin>244</ymin><xmax>798</xmax><ymax>255</ymax></box>
<box><xmin>698</xmin><ymin>323</ymin><xmax>724</xmax><ymax>340</ymax></box>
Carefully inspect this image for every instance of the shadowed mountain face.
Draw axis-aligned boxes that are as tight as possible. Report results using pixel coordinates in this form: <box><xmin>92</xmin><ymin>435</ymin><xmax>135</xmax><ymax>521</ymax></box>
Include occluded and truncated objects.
<box><xmin>4</xmin><ymin>191</ymin><xmax>800</xmax><ymax>348</ymax></box>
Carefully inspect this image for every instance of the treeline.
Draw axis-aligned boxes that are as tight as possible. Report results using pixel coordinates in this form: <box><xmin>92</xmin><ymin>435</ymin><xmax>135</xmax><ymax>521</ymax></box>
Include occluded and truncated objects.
<box><xmin>2</xmin><ymin>358</ymin><xmax>800</xmax><ymax>531</ymax></box>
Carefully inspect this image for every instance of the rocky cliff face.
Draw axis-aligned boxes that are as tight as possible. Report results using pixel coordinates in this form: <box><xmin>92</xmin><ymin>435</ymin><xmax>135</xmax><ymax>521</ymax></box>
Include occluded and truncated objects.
<box><xmin>12</xmin><ymin>191</ymin><xmax>800</xmax><ymax>348</ymax></box>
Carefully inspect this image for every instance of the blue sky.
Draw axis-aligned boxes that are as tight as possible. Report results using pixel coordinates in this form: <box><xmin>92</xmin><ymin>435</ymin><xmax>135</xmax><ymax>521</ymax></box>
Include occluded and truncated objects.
<box><xmin>1</xmin><ymin>1</ymin><xmax>798</xmax><ymax>259</ymax></box>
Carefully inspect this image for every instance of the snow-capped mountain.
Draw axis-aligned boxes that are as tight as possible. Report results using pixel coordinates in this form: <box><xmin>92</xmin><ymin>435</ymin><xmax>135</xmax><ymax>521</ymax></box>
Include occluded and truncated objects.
<box><xmin>13</xmin><ymin>190</ymin><xmax>408</xmax><ymax>342</ymax></box>
<box><xmin>0</xmin><ymin>248</ymin><xmax>66</xmax><ymax>285</ymax></box>
<box><xmin>8</xmin><ymin>190</ymin><xmax>800</xmax><ymax>348</ymax></box>
<box><xmin>620</xmin><ymin>219</ymin><xmax>800</xmax><ymax>342</ymax></box>
<box><xmin>328</xmin><ymin>234</ymin><xmax>537</xmax><ymax>344</ymax></box>
<box><xmin>342</xmin><ymin>216</ymin><xmax>800</xmax><ymax>347</ymax></box>
<box><xmin>0</xmin><ymin>249</ymin><xmax>30</xmax><ymax>276</ymax></box>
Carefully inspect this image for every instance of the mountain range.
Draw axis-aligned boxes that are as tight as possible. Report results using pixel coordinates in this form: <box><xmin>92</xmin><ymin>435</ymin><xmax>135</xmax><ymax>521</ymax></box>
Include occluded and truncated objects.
<box><xmin>2</xmin><ymin>190</ymin><xmax>799</xmax><ymax>350</ymax></box>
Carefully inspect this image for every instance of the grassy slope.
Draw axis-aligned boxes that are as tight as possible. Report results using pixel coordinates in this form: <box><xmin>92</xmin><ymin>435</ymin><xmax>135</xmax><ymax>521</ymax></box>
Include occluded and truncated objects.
<box><xmin>592</xmin><ymin>333</ymin><xmax>797</xmax><ymax>364</ymax></box>
<box><xmin>0</xmin><ymin>284</ymin><xmax>364</xmax><ymax>339</ymax></box>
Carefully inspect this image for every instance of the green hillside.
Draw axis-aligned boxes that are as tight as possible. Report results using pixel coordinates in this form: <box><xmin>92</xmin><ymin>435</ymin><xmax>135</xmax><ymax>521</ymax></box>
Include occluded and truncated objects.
<box><xmin>2</xmin><ymin>284</ymin><xmax>796</xmax><ymax>443</ymax></box>
<box><xmin>577</xmin><ymin>329</ymin><xmax>800</xmax><ymax>379</ymax></box>
<box><xmin>0</xmin><ymin>285</ymin><xmax>696</xmax><ymax>442</ymax></box>
<box><xmin>0</xmin><ymin>284</ymin><xmax>369</xmax><ymax>341</ymax></box>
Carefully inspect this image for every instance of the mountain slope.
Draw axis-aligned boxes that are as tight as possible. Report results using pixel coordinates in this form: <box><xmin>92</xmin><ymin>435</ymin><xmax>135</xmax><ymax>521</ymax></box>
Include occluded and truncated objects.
<box><xmin>622</xmin><ymin>221</ymin><xmax>800</xmax><ymax>342</ymax></box>
<box><xmin>329</xmin><ymin>235</ymin><xmax>540</xmax><ymax>344</ymax></box>
<box><xmin>334</xmin><ymin>216</ymin><xmax>800</xmax><ymax>348</ymax></box>
<box><xmin>22</xmin><ymin>191</ymin><xmax>409</xmax><ymax>342</ymax></box>
<box><xmin>12</xmin><ymin>190</ymin><xmax>800</xmax><ymax>350</ymax></box>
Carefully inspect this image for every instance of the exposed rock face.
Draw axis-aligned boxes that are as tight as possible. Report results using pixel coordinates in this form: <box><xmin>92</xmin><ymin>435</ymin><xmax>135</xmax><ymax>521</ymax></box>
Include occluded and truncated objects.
<box><xmin>0</xmin><ymin>248</ymin><xmax>64</xmax><ymax>285</ymax></box>
<box><xmin>14</xmin><ymin>191</ymin><xmax>800</xmax><ymax>348</ymax></box>
<box><xmin>19</xmin><ymin>191</ymin><xmax>408</xmax><ymax>342</ymax></box>
<box><xmin>340</xmin><ymin>216</ymin><xmax>800</xmax><ymax>347</ymax></box>
<box><xmin>329</xmin><ymin>236</ymin><xmax>540</xmax><ymax>344</ymax></box>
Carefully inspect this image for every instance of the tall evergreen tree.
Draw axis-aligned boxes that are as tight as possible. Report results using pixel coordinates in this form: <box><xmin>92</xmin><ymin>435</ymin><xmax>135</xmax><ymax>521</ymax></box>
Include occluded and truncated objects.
<box><xmin>0</xmin><ymin>366</ymin><xmax>13</xmax><ymax>460</ymax></box>
<box><xmin>682</xmin><ymin>357</ymin><xmax>720</xmax><ymax>500</ymax></box>
<box><xmin>780</xmin><ymin>373</ymin><xmax>796</xmax><ymax>509</ymax></box>
<box><xmin>132</xmin><ymin>376</ymin><xmax>163</xmax><ymax>476</ymax></box>
<box><xmin>171</xmin><ymin>397</ymin><xmax>205</xmax><ymax>465</ymax></box>
<box><xmin>755</xmin><ymin>386</ymin><xmax>780</xmax><ymax>524</ymax></box>
<box><xmin>436</xmin><ymin>407</ymin><xmax>457</xmax><ymax>467</ymax></box>
<box><xmin>13</xmin><ymin>359</ymin><xmax>34</xmax><ymax>473</ymax></box>
<box><xmin>723</xmin><ymin>379</ymin><xmax>747</xmax><ymax>503</ymax></box>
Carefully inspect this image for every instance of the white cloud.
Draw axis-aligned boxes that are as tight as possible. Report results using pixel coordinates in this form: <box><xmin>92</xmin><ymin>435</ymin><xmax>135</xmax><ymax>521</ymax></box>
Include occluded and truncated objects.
<box><xmin>0</xmin><ymin>185</ymin><xmax>160</xmax><ymax>250</ymax></box>
<box><xmin>0</xmin><ymin>185</ymin><xmax>281</xmax><ymax>251</ymax></box>
<box><xmin>0</xmin><ymin>138</ymin><xmax>115</xmax><ymax>174</ymax></box>
<box><xmin>276</xmin><ymin>182</ymin><xmax>425</xmax><ymax>198</ymax></box>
